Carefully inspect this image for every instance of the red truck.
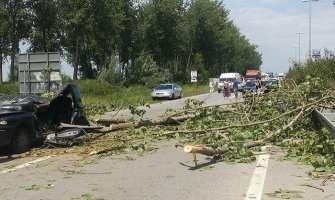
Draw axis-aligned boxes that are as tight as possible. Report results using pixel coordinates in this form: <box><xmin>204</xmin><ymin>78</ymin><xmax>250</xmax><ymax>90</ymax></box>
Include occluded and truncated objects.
<box><xmin>245</xmin><ymin>70</ymin><xmax>261</xmax><ymax>80</ymax></box>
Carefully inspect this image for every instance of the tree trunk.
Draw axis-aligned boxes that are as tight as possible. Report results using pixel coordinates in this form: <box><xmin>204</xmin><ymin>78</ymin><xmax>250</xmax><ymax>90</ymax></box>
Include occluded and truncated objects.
<box><xmin>10</xmin><ymin>22</ymin><xmax>16</xmax><ymax>82</ymax></box>
<box><xmin>42</xmin><ymin>28</ymin><xmax>47</xmax><ymax>52</ymax></box>
<box><xmin>184</xmin><ymin>145</ymin><xmax>229</xmax><ymax>156</ymax></box>
<box><xmin>101</xmin><ymin>113</ymin><xmax>201</xmax><ymax>132</ymax></box>
<box><xmin>0</xmin><ymin>52</ymin><xmax>2</xmax><ymax>84</ymax></box>
<box><xmin>180</xmin><ymin>108</ymin><xmax>306</xmax><ymax>157</ymax></box>
<box><xmin>73</xmin><ymin>29</ymin><xmax>79</xmax><ymax>80</ymax></box>
<box><xmin>186</xmin><ymin>29</ymin><xmax>195</xmax><ymax>71</ymax></box>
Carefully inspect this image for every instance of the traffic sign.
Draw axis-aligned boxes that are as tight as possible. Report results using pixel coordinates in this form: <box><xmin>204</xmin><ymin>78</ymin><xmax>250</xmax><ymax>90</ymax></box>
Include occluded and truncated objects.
<box><xmin>191</xmin><ymin>70</ymin><xmax>197</xmax><ymax>83</ymax></box>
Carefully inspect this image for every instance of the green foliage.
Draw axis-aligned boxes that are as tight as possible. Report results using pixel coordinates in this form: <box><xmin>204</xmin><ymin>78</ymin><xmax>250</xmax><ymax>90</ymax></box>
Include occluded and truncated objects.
<box><xmin>71</xmin><ymin>79</ymin><xmax>208</xmax><ymax>116</ymax></box>
<box><xmin>76</xmin><ymin>79</ymin><xmax>121</xmax><ymax>96</ymax></box>
<box><xmin>2</xmin><ymin>0</ymin><xmax>262</xmax><ymax>83</ymax></box>
<box><xmin>25</xmin><ymin>183</ymin><xmax>55</xmax><ymax>191</ymax></box>
<box><xmin>2</xmin><ymin>0</ymin><xmax>31</xmax><ymax>81</ymax></box>
<box><xmin>154</xmin><ymin>59</ymin><xmax>335</xmax><ymax>169</ymax></box>
<box><xmin>0</xmin><ymin>82</ymin><xmax>19</xmax><ymax>94</ymax></box>
<box><xmin>98</xmin><ymin>55</ymin><xmax>125</xmax><ymax>86</ymax></box>
<box><xmin>286</xmin><ymin>58</ymin><xmax>335</xmax><ymax>88</ymax></box>
<box><xmin>129</xmin><ymin>102</ymin><xmax>150</xmax><ymax>118</ymax></box>
<box><xmin>127</xmin><ymin>52</ymin><xmax>170</xmax><ymax>88</ymax></box>
<box><xmin>28</xmin><ymin>0</ymin><xmax>62</xmax><ymax>52</ymax></box>
<box><xmin>190</xmin><ymin>53</ymin><xmax>209</xmax><ymax>84</ymax></box>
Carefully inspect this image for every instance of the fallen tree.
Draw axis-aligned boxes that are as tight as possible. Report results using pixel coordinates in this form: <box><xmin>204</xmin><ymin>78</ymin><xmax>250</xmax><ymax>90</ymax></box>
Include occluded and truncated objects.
<box><xmin>178</xmin><ymin>107</ymin><xmax>306</xmax><ymax>157</ymax></box>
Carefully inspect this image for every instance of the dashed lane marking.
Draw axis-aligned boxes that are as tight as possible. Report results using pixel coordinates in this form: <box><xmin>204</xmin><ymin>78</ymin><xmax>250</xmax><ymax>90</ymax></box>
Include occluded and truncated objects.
<box><xmin>244</xmin><ymin>154</ymin><xmax>270</xmax><ymax>200</ymax></box>
<box><xmin>1</xmin><ymin>156</ymin><xmax>52</xmax><ymax>175</ymax></box>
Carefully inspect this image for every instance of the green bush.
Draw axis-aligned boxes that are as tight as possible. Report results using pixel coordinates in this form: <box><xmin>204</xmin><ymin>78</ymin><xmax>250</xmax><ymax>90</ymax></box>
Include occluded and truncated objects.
<box><xmin>286</xmin><ymin>58</ymin><xmax>335</xmax><ymax>88</ymax></box>
<box><xmin>0</xmin><ymin>82</ymin><xmax>19</xmax><ymax>94</ymax></box>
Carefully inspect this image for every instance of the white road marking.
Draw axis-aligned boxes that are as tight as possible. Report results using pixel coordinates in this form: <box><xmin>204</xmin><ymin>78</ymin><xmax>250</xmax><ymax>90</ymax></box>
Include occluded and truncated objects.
<box><xmin>244</xmin><ymin>154</ymin><xmax>270</xmax><ymax>200</ymax></box>
<box><xmin>0</xmin><ymin>156</ymin><xmax>52</xmax><ymax>175</ymax></box>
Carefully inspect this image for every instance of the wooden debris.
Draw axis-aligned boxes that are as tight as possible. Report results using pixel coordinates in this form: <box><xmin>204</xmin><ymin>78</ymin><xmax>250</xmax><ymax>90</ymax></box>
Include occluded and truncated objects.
<box><xmin>183</xmin><ymin>145</ymin><xmax>229</xmax><ymax>156</ymax></box>
<box><xmin>96</xmin><ymin>117</ymin><xmax>128</xmax><ymax>126</ymax></box>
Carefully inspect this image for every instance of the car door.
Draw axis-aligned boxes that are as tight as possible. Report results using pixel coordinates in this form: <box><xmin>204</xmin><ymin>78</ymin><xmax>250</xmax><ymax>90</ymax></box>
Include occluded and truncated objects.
<box><xmin>173</xmin><ymin>84</ymin><xmax>181</xmax><ymax>97</ymax></box>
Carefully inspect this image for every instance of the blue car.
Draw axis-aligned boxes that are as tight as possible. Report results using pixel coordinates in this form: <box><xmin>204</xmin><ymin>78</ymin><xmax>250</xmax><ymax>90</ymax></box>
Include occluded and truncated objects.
<box><xmin>242</xmin><ymin>81</ymin><xmax>256</xmax><ymax>94</ymax></box>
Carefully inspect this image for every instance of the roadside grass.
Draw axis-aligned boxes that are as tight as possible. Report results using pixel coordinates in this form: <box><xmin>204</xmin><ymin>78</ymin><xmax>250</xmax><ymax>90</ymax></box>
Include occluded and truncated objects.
<box><xmin>0</xmin><ymin>80</ymin><xmax>209</xmax><ymax>115</ymax></box>
<box><xmin>77</xmin><ymin>80</ymin><xmax>209</xmax><ymax>115</ymax></box>
<box><xmin>77</xmin><ymin>80</ymin><xmax>209</xmax><ymax>105</ymax></box>
<box><xmin>0</xmin><ymin>82</ymin><xmax>19</xmax><ymax>94</ymax></box>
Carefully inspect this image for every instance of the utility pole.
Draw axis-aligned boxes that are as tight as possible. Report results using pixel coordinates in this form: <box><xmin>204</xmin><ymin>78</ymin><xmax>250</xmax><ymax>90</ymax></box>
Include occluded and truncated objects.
<box><xmin>295</xmin><ymin>32</ymin><xmax>304</xmax><ymax>63</ymax></box>
<box><xmin>302</xmin><ymin>0</ymin><xmax>319</xmax><ymax>59</ymax></box>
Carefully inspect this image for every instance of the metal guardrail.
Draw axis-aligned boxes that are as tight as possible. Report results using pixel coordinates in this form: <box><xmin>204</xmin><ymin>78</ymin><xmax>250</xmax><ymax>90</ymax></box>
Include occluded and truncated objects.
<box><xmin>313</xmin><ymin>107</ymin><xmax>335</xmax><ymax>138</ymax></box>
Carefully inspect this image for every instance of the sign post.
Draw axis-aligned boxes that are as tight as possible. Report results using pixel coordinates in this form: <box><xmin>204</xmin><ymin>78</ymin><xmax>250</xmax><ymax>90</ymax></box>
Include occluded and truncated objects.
<box><xmin>18</xmin><ymin>52</ymin><xmax>62</xmax><ymax>94</ymax></box>
<box><xmin>312</xmin><ymin>49</ymin><xmax>321</xmax><ymax>59</ymax></box>
<box><xmin>191</xmin><ymin>70</ymin><xmax>197</xmax><ymax>83</ymax></box>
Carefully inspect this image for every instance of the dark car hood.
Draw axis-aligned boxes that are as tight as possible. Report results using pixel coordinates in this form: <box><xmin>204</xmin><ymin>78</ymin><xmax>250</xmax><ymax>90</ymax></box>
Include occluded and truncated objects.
<box><xmin>0</xmin><ymin>95</ymin><xmax>49</xmax><ymax>105</ymax></box>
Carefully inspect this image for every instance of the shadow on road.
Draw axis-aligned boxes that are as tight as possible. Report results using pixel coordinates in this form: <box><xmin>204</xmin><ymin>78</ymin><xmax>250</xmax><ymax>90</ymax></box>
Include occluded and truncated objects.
<box><xmin>179</xmin><ymin>156</ymin><xmax>222</xmax><ymax>171</ymax></box>
<box><xmin>0</xmin><ymin>150</ymin><xmax>15</xmax><ymax>164</ymax></box>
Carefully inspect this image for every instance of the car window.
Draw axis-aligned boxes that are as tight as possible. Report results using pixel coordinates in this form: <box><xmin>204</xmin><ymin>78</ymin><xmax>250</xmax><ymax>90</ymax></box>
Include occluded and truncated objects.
<box><xmin>245</xmin><ymin>81</ymin><xmax>255</xmax><ymax>87</ymax></box>
<box><xmin>156</xmin><ymin>84</ymin><xmax>172</xmax><ymax>90</ymax></box>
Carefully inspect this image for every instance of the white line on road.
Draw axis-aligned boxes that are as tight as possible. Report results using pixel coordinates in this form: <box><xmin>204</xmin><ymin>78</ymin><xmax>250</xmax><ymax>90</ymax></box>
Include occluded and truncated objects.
<box><xmin>0</xmin><ymin>156</ymin><xmax>52</xmax><ymax>175</ymax></box>
<box><xmin>244</xmin><ymin>154</ymin><xmax>270</xmax><ymax>200</ymax></box>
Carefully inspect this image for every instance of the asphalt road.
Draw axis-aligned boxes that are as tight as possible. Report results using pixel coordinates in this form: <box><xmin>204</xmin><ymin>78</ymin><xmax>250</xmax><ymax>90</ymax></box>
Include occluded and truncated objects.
<box><xmin>0</xmin><ymin>93</ymin><xmax>334</xmax><ymax>200</ymax></box>
<box><xmin>102</xmin><ymin>92</ymin><xmax>234</xmax><ymax>120</ymax></box>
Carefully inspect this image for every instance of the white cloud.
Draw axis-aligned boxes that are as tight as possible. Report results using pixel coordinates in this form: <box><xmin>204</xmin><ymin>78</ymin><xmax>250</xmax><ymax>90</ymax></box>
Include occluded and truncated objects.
<box><xmin>224</xmin><ymin>0</ymin><xmax>335</xmax><ymax>73</ymax></box>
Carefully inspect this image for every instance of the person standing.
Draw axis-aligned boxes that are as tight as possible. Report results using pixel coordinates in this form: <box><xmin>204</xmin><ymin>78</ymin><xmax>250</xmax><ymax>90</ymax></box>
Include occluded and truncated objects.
<box><xmin>255</xmin><ymin>79</ymin><xmax>261</xmax><ymax>94</ymax></box>
<box><xmin>223</xmin><ymin>79</ymin><xmax>230</xmax><ymax>99</ymax></box>
<box><xmin>233</xmin><ymin>78</ymin><xmax>239</xmax><ymax>99</ymax></box>
<box><xmin>209</xmin><ymin>81</ymin><xmax>214</xmax><ymax>93</ymax></box>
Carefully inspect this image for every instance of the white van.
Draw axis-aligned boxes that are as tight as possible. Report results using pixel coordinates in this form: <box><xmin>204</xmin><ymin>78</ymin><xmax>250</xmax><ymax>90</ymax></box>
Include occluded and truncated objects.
<box><xmin>218</xmin><ymin>73</ymin><xmax>241</xmax><ymax>93</ymax></box>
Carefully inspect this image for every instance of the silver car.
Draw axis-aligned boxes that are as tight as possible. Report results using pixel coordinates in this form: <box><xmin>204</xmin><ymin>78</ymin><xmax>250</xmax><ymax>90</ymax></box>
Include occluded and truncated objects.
<box><xmin>151</xmin><ymin>83</ymin><xmax>182</xmax><ymax>100</ymax></box>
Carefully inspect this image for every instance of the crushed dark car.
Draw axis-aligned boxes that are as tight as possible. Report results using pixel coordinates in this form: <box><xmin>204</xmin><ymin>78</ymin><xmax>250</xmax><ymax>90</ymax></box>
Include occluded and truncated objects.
<box><xmin>0</xmin><ymin>84</ymin><xmax>90</xmax><ymax>154</ymax></box>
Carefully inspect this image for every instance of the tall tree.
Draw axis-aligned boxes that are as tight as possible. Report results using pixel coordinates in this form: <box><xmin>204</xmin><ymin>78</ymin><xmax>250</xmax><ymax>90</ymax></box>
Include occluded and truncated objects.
<box><xmin>59</xmin><ymin>0</ymin><xmax>90</xmax><ymax>80</ymax></box>
<box><xmin>2</xmin><ymin>0</ymin><xmax>31</xmax><ymax>81</ymax></box>
<box><xmin>133</xmin><ymin>0</ymin><xmax>185</xmax><ymax>79</ymax></box>
<box><xmin>0</xmin><ymin>2</ymin><xmax>11</xmax><ymax>83</ymax></box>
<box><xmin>59</xmin><ymin>0</ymin><xmax>126</xmax><ymax>79</ymax></box>
<box><xmin>119</xmin><ymin>0</ymin><xmax>136</xmax><ymax>78</ymax></box>
<box><xmin>28</xmin><ymin>0</ymin><xmax>62</xmax><ymax>52</ymax></box>
<box><xmin>88</xmin><ymin>0</ymin><xmax>124</xmax><ymax>75</ymax></box>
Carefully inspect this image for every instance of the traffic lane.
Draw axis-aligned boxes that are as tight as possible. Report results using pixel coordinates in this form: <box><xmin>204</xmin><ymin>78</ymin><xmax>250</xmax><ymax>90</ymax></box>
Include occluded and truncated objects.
<box><xmin>0</xmin><ymin>92</ymin><xmax>232</xmax><ymax>172</ymax></box>
<box><xmin>103</xmin><ymin>92</ymin><xmax>237</xmax><ymax>120</ymax></box>
<box><xmin>0</xmin><ymin>154</ymin><xmax>51</xmax><ymax>173</ymax></box>
<box><xmin>262</xmin><ymin>155</ymin><xmax>334</xmax><ymax>200</ymax></box>
<box><xmin>0</xmin><ymin>140</ymin><xmax>254</xmax><ymax>200</ymax></box>
<box><xmin>0</xmin><ymin>140</ymin><xmax>332</xmax><ymax>200</ymax></box>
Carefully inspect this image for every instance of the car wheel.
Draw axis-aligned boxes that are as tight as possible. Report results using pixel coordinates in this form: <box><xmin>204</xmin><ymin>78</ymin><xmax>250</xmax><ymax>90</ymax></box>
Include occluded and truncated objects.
<box><xmin>10</xmin><ymin>126</ymin><xmax>32</xmax><ymax>154</ymax></box>
<box><xmin>218</xmin><ymin>89</ymin><xmax>221</xmax><ymax>93</ymax></box>
<box><xmin>171</xmin><ymin>93</ymin><xmax>175</xmax><ymax>99</ymax></box>
<box><xmin>152</xmin><ymin>97</ymin><xmax>156</xmax><ymax>100</ymax></box>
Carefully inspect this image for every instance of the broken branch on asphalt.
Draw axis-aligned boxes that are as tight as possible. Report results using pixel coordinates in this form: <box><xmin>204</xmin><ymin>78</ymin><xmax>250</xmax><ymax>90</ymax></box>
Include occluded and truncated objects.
<box><xmin>171</xmin><ymin>96</ymin><xmax>335</xmax><ymax>163</ymax></box>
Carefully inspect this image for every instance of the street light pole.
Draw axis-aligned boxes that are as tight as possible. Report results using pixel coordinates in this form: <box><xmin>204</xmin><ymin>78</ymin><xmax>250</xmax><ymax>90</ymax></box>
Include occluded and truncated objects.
<box><xmin>302</xmin><ymin>0</ymin><xmax>318</xmax><ymax>59</ymax></box>
<box><xmin>295</xmin><ymin>32</ymin><xmax>304</xmax><ymax>63</ymax></box>
<box><xmin>308</xmin><ymin>0</ymin><xmax>311</xmax><ymax>58</ymax></box>
<box><xmin>293</xmin><ymin>47</ymin><xmax>298</xmax><ymax>63</ymax></box>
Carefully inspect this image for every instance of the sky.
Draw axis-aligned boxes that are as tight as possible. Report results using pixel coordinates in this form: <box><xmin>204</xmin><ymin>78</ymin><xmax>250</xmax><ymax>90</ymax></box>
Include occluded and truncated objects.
<box><xmin>2</xmin><ymin>0</ymin><xmax>335</xmax><ymax>80</ymax></box>
<box><xmin>223</xmin><ymin>0</ymin><xmax>335</xmax><ymax>73</ymax></box>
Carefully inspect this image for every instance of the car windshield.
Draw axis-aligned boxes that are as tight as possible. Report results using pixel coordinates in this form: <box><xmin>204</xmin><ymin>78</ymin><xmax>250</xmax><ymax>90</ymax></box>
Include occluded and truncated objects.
<box><xmin>155</xmin><ymin>84</ymin><xmax>173</xmax><ymax>90</ymax></box>
<box><xmin>219</xmin><ymin>78</ymin><xmax>235</xmax><ymax>82</ymax></box>
<box><xmin>270</xmin><ymin>79</ymin><xmax>279</xmax><ymax>84</ymax></box>
<box><xmin>245</xmin><ymin>81</ymin><xmax>255</xmax><ymax>87</ymax></box>
<box><xmin>262</xmin><ymin>80</ymin><xmax>271</xmax><ymax>85</ymax></box>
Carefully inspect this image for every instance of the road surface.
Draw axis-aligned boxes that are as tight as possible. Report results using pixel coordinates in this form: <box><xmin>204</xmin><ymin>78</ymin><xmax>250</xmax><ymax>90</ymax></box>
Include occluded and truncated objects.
<box><xmin>102</xmin><ymin>92</ymin><xmax>235</xmax><ymax>120</ymax></box>
<box><xmin>0</xmin><ymin>93</ymin><xmax>333</xmax><ymax>200</ymax></box>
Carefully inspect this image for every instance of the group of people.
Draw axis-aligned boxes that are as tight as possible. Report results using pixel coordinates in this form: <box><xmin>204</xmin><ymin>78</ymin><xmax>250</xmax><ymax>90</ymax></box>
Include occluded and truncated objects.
<box><xmin>222</xmin><ymin>78</ymin><xmax>239</xmax><ymax>100</ymax></box>
<box><xmin>214</xmin><ymin>78</ymin><xmax>263</xmax><ymax>101</ymax></box>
